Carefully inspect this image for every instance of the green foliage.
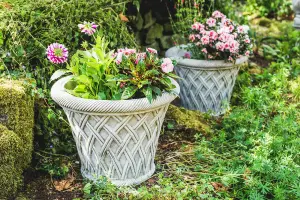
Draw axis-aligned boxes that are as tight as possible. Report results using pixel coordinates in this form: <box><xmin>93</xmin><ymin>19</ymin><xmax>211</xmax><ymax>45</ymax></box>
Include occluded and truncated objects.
<box><xmin>171</xmin><ymin>0</ymin><xmax>214</xmax><ymax>42</ymax></box>
<box><xmin>0</xmin><ymin>79</ymin><xmax>34</xmax><ymax>199</ymax></box>
<box><xmin>244</xmin><ymin>0</ymin><xmax>293</xmax><ymax>18</ymax></box>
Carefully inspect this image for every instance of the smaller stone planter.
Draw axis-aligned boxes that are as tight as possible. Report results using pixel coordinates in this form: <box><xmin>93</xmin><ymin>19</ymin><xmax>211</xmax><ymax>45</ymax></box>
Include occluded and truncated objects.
<box><xmin>51</xmin><ymin>76</ymin><xmax>179</xmax><ymax>186</ymax></box>
<box><xmin>166</xmin><ymin>46</ymin><xmax>247</xmax><ymax>115</ymax></box>
<box><xmin>293</xmin><ymin>0</ymin><xmax>300</xmax><ymax>29</ymax></box>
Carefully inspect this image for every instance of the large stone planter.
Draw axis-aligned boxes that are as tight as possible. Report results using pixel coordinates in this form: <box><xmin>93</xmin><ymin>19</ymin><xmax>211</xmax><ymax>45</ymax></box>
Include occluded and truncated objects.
<box><xmin>293</xmin><ymin>0</ymin><xmax>300</xmax><ymax>29</ymax></box>
<box><xmin>51</xmin><ymin>76</ymin><xmax>179</xmax><ymax>186</ymax></box>
<box><xmin>166</xmin><ymin>46</ymin><xmax>247</xmax><ymax>115</ymax></box>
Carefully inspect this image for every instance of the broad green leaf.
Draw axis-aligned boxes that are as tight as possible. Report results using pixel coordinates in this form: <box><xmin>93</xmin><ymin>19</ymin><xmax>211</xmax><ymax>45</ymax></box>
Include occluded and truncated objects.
<box><xmin>151</xmin><ymin>86</ymin><xmax>162</xmax><ymax>96</ymax></box>
<box><xmin>64</xmin><ymin>80</ymin><xmax>77</xmax><ymax>90</ymax></box>
<box><xmin>144</xmin><ymin>69</ymin><xmax>160</xmax><ymax>77</ymax></box>
<box><xmin>121</xmin><ymin>86</ymin><xmax>138</xmax><ymax>100</ymax></box>
<box><xmin>108</xmin><ymin>74</ymin><xmax>130</xmax><ymax>82</ymax></box>
<box><xmin>74</xmin><ymin>85</ymin><xmax>87</xmax><ymax>93</ymax></box>
<box><xmin>143</xmin><ymin>87</ymin><xmax>153</xmax><ymax>103</ymax></box>
<box><xmin>97</xmin><ymin>92</ymin><xmax>107</xmax><ymax>100</ymax></box>
<box><xmin>76</xmin><ymin>75</ymin><xmax>92</xmax><ymax>86</ymax></box>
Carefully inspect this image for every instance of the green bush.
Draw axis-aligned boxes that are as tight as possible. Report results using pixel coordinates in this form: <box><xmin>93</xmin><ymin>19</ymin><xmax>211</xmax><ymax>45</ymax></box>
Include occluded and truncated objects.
<box><xmin>0</xmin><ymin>79</ymin><xmax>34</xmax><ymax>199</ymax></box>
<box><xmin>0</xmin><ymin>0</ymin><xmax>137</xmax><ymax>174</ymax></box>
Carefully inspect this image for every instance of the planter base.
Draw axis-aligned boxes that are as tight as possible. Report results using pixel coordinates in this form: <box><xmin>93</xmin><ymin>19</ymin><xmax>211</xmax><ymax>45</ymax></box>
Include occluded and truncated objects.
<box><xmin>81</xmin><ymin>163</ymin><xmax>155</xmax><ymax>186</ymax></box>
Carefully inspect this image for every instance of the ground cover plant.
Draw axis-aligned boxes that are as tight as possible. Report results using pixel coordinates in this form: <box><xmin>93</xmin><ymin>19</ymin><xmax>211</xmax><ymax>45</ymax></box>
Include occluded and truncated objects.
<box><xmin>0</xmin><ymin>0</ymin><xmax>299</xmax><ymax>199</ymax></box>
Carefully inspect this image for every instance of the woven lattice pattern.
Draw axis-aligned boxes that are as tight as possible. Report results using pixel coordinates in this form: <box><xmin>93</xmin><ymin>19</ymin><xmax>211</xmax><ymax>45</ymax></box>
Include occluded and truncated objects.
<box><xmin>64</xmin><ymin>105</ymin><xmax>169</xmax><ymax>186</ymax></box>
<box><xmin>175</xmin><ymin>65</ymin><xmax>240</xmax><ymax>115</ymax></box>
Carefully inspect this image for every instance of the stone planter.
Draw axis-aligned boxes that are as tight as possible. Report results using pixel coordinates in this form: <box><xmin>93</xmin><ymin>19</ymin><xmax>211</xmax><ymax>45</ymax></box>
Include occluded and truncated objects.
<box><xmin>293</xmin><ymin>0</ymin><xmax>300</xmax><ymax>29</ymax></box>
<box><xmin>166</xmin><ymin>46</ymin><xmax>247</xmax><ymax>115</ymax></box>
<box><xmin>51</xmin><ymin>76</ymin><xmax>179</xmax><ymax>186</ymax></box>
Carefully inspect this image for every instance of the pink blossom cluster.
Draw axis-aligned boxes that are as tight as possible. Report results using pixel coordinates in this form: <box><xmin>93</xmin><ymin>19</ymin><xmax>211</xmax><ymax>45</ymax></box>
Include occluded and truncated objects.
<box><xmin>188</xmin><ymin>11</ymin><xmax>252</xmax><ymax>61</ymax></box>
<box><xmin>113</xmin><ymin>47</ymin><xmax>174</xmax><ymax>73</ymax></box>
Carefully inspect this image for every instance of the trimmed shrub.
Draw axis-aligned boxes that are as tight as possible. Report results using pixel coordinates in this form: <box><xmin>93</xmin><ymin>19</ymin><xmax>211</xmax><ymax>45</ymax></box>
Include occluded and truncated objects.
<box><xmin>0</xmin><ymin>79</ymin><xmax>34</xmax><ymax>198</ymax></box>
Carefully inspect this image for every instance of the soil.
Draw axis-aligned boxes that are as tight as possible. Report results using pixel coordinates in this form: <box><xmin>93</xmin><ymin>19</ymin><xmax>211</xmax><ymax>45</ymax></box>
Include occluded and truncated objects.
<box><xmin>250</xmin><ymin>53</ymin><xmax>270</xmax><ymax>68</ymax></box>
<box><xmin>18</xmin><ymin>169</ymin><xmax>83</xmax><ymax>200</ymax></box>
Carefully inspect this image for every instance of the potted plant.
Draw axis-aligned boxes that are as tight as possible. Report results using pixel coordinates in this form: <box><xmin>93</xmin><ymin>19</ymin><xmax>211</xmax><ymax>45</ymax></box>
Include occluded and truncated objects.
<box><xmin>49</xmin><ymin>24</ymin><xmax>179</xmax><ymax>185</ymax></box>
<box><xmin>166</xmin><ymin>11</ymin><xmax>251</xmax><ymax>115</ymax></box>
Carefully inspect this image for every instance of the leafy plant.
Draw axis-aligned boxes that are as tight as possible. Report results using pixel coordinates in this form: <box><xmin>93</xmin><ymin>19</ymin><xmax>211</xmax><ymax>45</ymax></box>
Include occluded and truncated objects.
<box><xmin>52</xmin><ymin>36</ymin><xmax>178</xmax><ymax>103</ymax></box>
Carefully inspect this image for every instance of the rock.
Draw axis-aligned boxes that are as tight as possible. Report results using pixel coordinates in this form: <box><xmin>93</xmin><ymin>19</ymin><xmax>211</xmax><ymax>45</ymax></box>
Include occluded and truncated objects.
<box><xmin>163</xmin><ymin>22</ymin><xmax>173</xmax><ymax>34</ymax></box>
<box><xmin>134</xmin><ymin>31</ymin><xmax>143</xmax><ymax>46</ymax></box>
<box><xmin>144</xmin><ymin>11</ymin><xmax>156</xmax><ymax>29</ymax></box>
<box><xmin>160</xmin><ymin>35</ymin><xmax>173</xmax><ymax>50</ymax></box>
<box><xmin>166</xmin><ymin>105</ymin><xmax>212</xmax><ymax>134</ymax></box>
<box><xmin>145</xmin><ymin>23</ymin><xmax>163</xmax><ymax>44</ymax></box>
<box><xmin>172</xmin><ymin>34</ymin><xmax>187</xmax><ymax>45</ymax></box>
<box><xmin>136</xmin><ymin>13</ymin><xmax>144</xmax><ymax>31</ymax></box>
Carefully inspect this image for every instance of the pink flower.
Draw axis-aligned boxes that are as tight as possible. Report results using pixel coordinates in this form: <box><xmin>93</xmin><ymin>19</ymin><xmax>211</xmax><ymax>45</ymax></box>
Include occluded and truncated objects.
<box><xmin>221</xmin><ymin>18</ymin><xmax>231</xmax><ymax>27</ymax></box>
<box><xmin>78</xmin><ymin>22</ymin><xmax>98</xmax><ymax>36</ymax></box>
<box><xmin>136</xmin><ymin>52</ymin><xmax>146</xmax><ymax>60</ymax></box>
<box><xmin>46</xmin><ymin>43</ymin><xmax>68</xmax><ymax>64</ymax></box>
<box><xmin>161</xmin><ymin>58</ymin><xmax>174</xmax><ymax>73</ymax></box>
<box><xmin>206</xmin><ymin>18</ymin><xmax>216</xmax><ymax>27</ymax></box>
<box><xmin>201</xmin><ymin>35</ymin><xmax>210</xmax><ymax>45</ymax></box>
<box><xmin>212</xmin><ymin>11</ymin><xmax>225</xmax><ymax>19</ymax></box>
<box><xmin>196</xmin><ymin>42</ymin><xmax>201</xmax><ymax>46</ymax></box>
<box><xmin>244</xmin><ymin>38</ymin><xmax>251</xmax><ymax>44</ymax></box>
<box><xmin>115</xmin><ymin>52</ymin><xmax>123</xmax><ymax>65</ymax></box>
<box><xmin>228</xmin><ymin>40</ymin><xmax>240</xmax><ymax>53</ymax></box>
<box><xmin>146</xmin><ymin>48</ymin><xmax>157</xmax><ymax>54</ymax></box>
<box><xmin>216</xmin><ymin>42</ymin><xmax>225</xmax><ymax>51</ymax></box>
<box><xmin>208</xmin><ymin>55</ymin><xmax>213</xmax><ymax>59</ymax></box>
<box><xmin>184</xmin><ymin>52</ymin><xmax>191</xmax><ymax>59</ymax></box>
<box><xmin>245</xmin><ymin>50</ymin><xmax>250</xmax><ymax>56</ymax></box>
<box><xmin>191</xmin><ymin>22</ymin><xmax>205</xmax><ymax>31</ymax></box>
<box><xmin>118</xmin><ymin>48</ymin><xmax>136</xmax><ymax>56</ymax></box>
<box><xmin>229</xmin><ymin>25</ymin><xmax>235</xmax><ymax>32</ymax></box>
<box><xmin>195</xmin><ymin>34</ymin><xmax>201</xmax><ymax>39</ymax></box>
<box><xmin>208</xmin><ymin>30</ymin><xmax>218</xmax><ymax>41</ymax></box>
<box><xmin>228</xmin><ymin>56</ymin><xmax>233</xmax><ymax>61</ymax></box>
<box><xmin>189</xmin><ymin>34</ymin><xmax>196</xmax><ymax>42</ymax></box>
<box><xmin>237</xmin><ymin>26</ymin><xmax>249</xmax><ymax>34</ymax></box>
<box><xmin>202</xmin><ymin>48</ymin><xmax>208</xmax><ymax>54</ymax></box>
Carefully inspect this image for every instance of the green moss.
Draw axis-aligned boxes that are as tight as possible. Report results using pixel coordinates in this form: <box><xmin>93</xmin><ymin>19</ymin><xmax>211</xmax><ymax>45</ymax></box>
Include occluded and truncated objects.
<box><xmin>0</xmin><ymin>79</ymin><xmax>34</xmax><ymax>199</ymax></box>
<box><xmin>166</xmin><ymin>105</ymin><xmax>212</xmax><ymax>134</ymax></box>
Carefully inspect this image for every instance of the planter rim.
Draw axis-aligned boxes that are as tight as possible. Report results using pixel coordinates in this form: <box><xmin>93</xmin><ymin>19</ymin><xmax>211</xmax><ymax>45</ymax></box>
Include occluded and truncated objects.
<box><xmin>166</xmin><ymin>45</ymin><xmax>248</xmax><ymax>69</ymax></box>
<box><xmin>51</xmin><ymin>76</ymin><xmax>180</xmax><ymax>113</ymax></box>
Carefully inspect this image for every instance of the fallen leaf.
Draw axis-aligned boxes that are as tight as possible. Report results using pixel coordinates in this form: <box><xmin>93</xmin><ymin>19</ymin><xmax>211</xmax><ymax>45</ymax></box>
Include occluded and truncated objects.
<box><xmin>119</xmin><ymin>13</ymin><xmax>129</xmax><ymax>22</ymax></box>
<box><xmin>53</xmin><ymin>174</ymin><xmax>75</xmax><ymax>191</ymax></box>
<box><xmin>211</xmin><ymin>182</ymin><xmax>227</xmax><ymax>191</ymax></box>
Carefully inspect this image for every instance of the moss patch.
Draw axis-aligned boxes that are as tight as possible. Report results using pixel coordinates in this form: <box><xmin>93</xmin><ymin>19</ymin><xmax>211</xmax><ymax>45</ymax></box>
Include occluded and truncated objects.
<box><xmin>0</xmin><ymin>79</ymin><xmax>34</xmax><ymax>199</ymax></box>
<box><xmin>166</xmin><ymin>105</ymin><xmax>212</xmax><ymax>134</ymax></box>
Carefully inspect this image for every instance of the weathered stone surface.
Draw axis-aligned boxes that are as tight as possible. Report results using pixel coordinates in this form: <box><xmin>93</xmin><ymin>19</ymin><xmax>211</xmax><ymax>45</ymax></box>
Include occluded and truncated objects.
<box><xmin>160</xmin><ymin>35</ymin><xmax>173</xmax><ymax>50</ymax></box>
<box><xmin>145</xmin><ymin>23</ymin><xmax>163</xmax><ymax>44</ymax></box>
<box><xmin>163</xmin><ymin>22</ymin><xmax>173</xmax><ymax>33</ymax></box>
<box><xmin>144</xmin><ymin>11</ymin><xmax>156</xmax><ymax>29</ymax></box>
<box><xmin>172</xmin><ymin>34</ymin><xmax>187</xmax><ymax>45</ymax></box>
<box><xmin>136</xmin><ymin>13</ymin><xmax>144</xmax><ymax>31</ymax></box>
<box><xmin>134</xmin><ymin>31</ymin><xmax>143</xmax><ymax>46</ymax></box>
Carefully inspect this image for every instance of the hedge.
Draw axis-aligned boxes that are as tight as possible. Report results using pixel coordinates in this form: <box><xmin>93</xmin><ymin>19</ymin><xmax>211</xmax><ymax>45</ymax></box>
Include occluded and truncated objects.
<box><xmin>0</xmin><ymin>79</ymin><xmax>34</xmax><ymax>198</ymax></box>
